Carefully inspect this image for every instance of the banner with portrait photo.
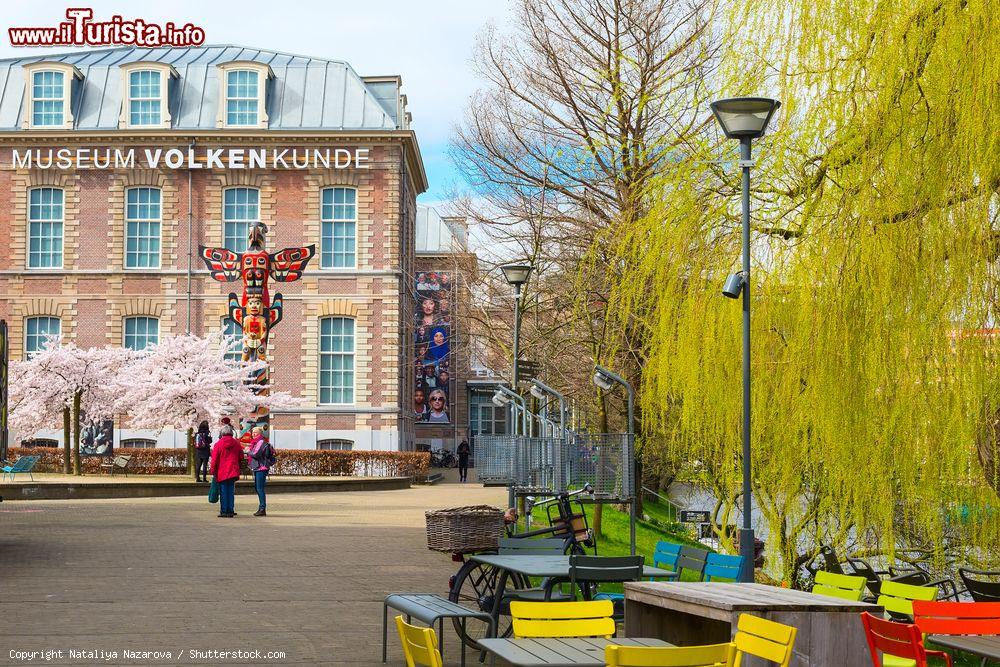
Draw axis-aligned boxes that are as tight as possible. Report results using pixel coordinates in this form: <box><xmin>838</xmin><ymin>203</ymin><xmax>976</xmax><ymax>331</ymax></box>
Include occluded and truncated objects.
<box><xmin>414</xmin><ymin>271</ymin><xmax>453</xmax><ymax>424</ymax></box>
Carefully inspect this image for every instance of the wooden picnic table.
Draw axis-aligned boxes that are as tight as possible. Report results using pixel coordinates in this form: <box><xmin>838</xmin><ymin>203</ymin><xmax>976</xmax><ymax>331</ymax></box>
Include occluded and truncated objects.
<box><xmin>929</xmin><ymin>634</ymin><xmax>1000</xmax><ymax>664</ymax></box>
<box><xmin>477</xmin><ymin>637</ymin><xmax>671</xmax><ymax>667</ymax></box>
<box><xmin>624</xmin><ymin>582</ymin><xmax>881</xmax><ymax>667</ymax></box>
<box><xmin>471</xmin><ymin>554</ymin><xmax>677</xmax><ymax>642</ymax></box>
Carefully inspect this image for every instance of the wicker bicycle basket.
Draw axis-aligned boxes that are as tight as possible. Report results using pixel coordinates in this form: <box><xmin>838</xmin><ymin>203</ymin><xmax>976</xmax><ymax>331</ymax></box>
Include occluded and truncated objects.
<box><xmin>425</xmin><ymin>505</ymin><xmax>505</xmax><ymax>553</ymax></box>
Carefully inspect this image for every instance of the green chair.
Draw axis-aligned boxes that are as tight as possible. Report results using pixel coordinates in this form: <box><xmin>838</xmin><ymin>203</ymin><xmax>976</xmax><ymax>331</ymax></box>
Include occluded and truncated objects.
<box><xmin>811</xmin><ymin>571</ymin><xmax>867</xmax><ymax>601</ymax></box>
<box><xmin>877</xmin><ymin>580</ymin><xmax>938</xmax><ymax>621</ymax></box>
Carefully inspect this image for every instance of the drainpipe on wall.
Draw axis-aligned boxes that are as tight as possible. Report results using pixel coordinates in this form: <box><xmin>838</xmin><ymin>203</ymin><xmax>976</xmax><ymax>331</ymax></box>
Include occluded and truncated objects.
<box><xmin>186</xmin><ymin>139</ymin><xmax>196</xmax><ymax>334</ymax></box>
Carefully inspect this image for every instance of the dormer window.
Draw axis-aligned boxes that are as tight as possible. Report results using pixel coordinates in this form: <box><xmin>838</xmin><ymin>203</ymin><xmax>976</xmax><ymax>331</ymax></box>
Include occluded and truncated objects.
<box><xmin>119</xmin><ymin>62</ymin><xmax>176</xmax><ymax>129</ymax></box>
<box><xmin>216</xmin><ymin>61</ymin><xmax>271</xmax><ymax>129</ymax></box>
<box><xmin>22</xmin><ymin>62</ymin><xmax>81</xmax><ymax>130</ymax></box>
<box><xmin>32</xmin><ymin>71</ymin><xmax>64</xmax><ymax>126</ymax></box>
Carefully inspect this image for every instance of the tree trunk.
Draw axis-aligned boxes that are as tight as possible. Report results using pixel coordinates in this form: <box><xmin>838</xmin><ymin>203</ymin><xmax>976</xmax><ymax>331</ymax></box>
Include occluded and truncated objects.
<box><xmin>62</xmin><ymin>406</ymin><xmax>71</xmax><ymax>474</ymax></box>
<box><xmin>186</xmin><ymin>427</ymin><xmax>195</xmax><ymax>478</ymax></box>
<box><xmin>594</xmin><ymin>391</ymin><xmax>609</xmax><ymax>537</ymax></box>
<box><xmin>71</xmin><ymin>391</ymin><xmax>81</xmax><ymax>475</ymax></box>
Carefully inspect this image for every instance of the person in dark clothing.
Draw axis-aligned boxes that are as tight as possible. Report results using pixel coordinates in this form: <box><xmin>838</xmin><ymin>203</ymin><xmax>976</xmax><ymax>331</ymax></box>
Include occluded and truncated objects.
<box><xmin>457</xmin><ymin>440</ymin><xmax>471</xmax><ymax>482</ymax></box>
<box><xmin>195</xmin><ymin>420</ymin><xmax>212</xmax><ymax>482</ymax></box>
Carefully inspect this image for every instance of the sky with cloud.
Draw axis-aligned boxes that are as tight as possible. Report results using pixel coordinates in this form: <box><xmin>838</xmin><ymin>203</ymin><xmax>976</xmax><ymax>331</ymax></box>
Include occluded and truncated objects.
<box><xmin>0</xmin><ymin>0</ymin><xmax>512</xmax><ymax>204</ymax></box>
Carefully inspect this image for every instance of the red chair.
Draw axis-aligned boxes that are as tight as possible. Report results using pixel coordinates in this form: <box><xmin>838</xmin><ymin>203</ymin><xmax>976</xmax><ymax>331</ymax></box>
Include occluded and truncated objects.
<box><xmin>912</xmin><ymin>600</ymin><xmax>1000</xmax><ymax>636</ymax></box>
<box><xmin>860</xmin><ymin>612</ymin><xmax>953</xmax><ymax>667</ymax></box>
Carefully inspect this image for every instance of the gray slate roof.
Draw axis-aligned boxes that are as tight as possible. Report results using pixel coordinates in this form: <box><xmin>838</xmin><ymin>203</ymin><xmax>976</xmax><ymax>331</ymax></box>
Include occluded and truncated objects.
<box><xmin>0</xmin><ymin>45</ymin><xmax>403</xmax><ymax>131</ymax></box>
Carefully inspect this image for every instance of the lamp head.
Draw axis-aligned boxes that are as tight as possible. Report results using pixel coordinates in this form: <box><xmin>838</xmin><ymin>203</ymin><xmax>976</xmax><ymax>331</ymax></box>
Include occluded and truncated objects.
<box><xmin>529</xmin><ymin>383</ymin><xmax>546</xmax><ymax>400</ymax></box>
<box><xmin>492</xmin><ymin>390</ymin><xmax>510</xmax><ymax>407</ymax></box>
<box><xmin>592</xmin><ymin>369</ymin><xmax>615</xmax><ymax>391</ymax></box>
<box><xmin>722</xmin><ymin>272</ymin><xmax>745</xmax><ymax>299</ymax></box>
<box><xmin>500</xmin><ymin>263</ymin><xmax>533</xmax><ymax>287</ymax></box>
<box><xmin>710</xmin><ymin>97</ymin><xmax>781</xmax><ymax>139</ymax></box>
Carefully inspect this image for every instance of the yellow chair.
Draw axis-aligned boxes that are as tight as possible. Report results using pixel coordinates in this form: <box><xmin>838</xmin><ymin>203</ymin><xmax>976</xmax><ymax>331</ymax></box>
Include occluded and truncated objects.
<box><xmin>509</xmin><ymin>600</ymin><xmax>615</xmax><ymax>639</ymax></box>
<box><xmin>606</xmin><ymin>643</ymin><xmax>736</xmax><ymax>666</ymax></box>
<box><xmin>394</xmin><ymin>615</ymin><xmax>443</xmax><ymax>667</ymax></box>
<box><xmin>877</xmin><ymin>580</ymin><xmax>938</xmax><ymax>620</ymax></box>
<box><xmin>874</xmin><ymin>581</ymin><xmax>938</xmax><ymax>667</ymax></box>
<box><xmin>811</xmin><ymin>570</ymin><xmax>867</xmax><ymax>601</ymax></box>
<box><xmin>733</xmin><ymin>614</ymin><xmax>797</xmax><ymax>666</ymax></box>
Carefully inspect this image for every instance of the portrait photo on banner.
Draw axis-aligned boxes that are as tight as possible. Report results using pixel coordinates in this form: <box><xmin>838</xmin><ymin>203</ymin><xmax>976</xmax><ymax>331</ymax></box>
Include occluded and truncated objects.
<box><xmin>414</xmin><ymin>271</ymin><xmax>453</xmax><ymax>424</ymax></box>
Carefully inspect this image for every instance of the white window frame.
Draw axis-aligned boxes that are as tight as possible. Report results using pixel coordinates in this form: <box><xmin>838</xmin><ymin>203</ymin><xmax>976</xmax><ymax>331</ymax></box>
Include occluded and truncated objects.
<box><xmin>121</xmin><ymin>438</ymin><xmax>157</xmax><ymax>449</ymax></box>
<box><xmin>318</xmin><ymin>317</ymin><xmax>356</xmax><ymax>405</ymax></box>
<box><xmin>317</xmin><ymin>439</ymin><xmax>354</xmax><ymax>451</ymax></box>
<box><xmin>124</xmin><ymin>187</ymin><xmax>162</xmax><ymax>269</ymax></box>
<box><xmin>22</xmin><ymin>62</ymin><xmax>81</xmax><ymax>130</ymax></box>
<box><xmin>24</xmin><ymin>316</ymin><xmax>60</xmax><ymax>359</ymax></box>
<box><xmin>216</xmin><ymin>61</ymin><xmax>272</xmax><ymax>129</ymax></box>
<box><xmin>118</xmin><ymin>62</ymin><xmax>176</xmax><ymax>129</ymax></box>
<box><xmin>124</xmin><ymin>316</ymin><xmax>159</xmax><ymax>351</ymax></box>
<box><xmin>320</xmin><ymin>187</ymin><xmax>358</xmax><ymax>269</ymax></box>
<box><xmin>27</xmin><ymin>187</ymin><xmax>64</xmax><ymax>270</ymax></box>
<box><xmin>222</xmin><ymin>187</ymin><xmax>260</xmax><ymax>253</ymax></box>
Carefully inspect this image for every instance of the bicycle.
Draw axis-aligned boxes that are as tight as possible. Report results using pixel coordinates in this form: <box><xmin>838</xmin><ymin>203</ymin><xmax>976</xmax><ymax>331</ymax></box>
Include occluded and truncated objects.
<box><xmin>446</xmin><ymin>485</ymin><xmax>596</xmax><ymax>648</ymax></box>
<box><xmin>430</xmin><ymin>448</ymin><xmax>458</xmax><ymax>468</ymax></box>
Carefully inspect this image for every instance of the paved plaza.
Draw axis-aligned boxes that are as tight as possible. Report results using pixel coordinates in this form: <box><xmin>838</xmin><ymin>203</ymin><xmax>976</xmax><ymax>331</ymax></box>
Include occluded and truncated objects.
<box><xmin>0</xmin><ymin>473</ymin><xmax>504</xmax><ymax>666</ymax></box>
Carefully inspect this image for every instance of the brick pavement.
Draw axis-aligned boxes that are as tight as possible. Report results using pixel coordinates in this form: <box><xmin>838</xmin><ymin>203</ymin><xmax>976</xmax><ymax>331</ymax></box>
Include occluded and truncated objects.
<box><xmin>0</xmin><ymin>471</ymin><xmax>504</xmax><ymax>666</ymax></box>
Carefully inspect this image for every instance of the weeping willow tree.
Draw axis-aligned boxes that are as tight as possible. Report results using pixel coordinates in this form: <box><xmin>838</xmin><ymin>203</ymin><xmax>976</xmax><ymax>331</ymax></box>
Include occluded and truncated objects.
<box><xmin>597</xmin><ymin>0</ymin><xmax>1000</xmax><ymax>584</ymax></box>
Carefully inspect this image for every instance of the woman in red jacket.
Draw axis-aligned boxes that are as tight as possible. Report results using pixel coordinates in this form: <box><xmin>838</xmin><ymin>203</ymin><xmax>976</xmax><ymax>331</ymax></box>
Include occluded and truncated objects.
<box><xmin>209</xmin><ymin>424</ymin><xmax>243</xmax><ymax>517</ymax></box>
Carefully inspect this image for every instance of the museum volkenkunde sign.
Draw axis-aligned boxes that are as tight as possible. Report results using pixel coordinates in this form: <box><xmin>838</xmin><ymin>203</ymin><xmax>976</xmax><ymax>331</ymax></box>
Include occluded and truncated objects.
<box><xmin>10</xmin><ymin>147</ymin><xmax>374</xmax><ymax>170</ymax></box>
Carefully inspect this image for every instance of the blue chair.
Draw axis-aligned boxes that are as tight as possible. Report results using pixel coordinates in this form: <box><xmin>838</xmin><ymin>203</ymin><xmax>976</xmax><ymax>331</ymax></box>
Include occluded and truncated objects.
<box><xmin>704</xmin><ymin>553</ymin><xmax>744</xmax><ymax>582</ymax></box>
<box><xmin>653</xmin><ymin>541</ymin><xmax>682</xmax><ymax>573</ymax></box>
<box><xmin>2</xmin><ymin>455</ymin><xmax>40</xmax><ymax>481</ymax></box>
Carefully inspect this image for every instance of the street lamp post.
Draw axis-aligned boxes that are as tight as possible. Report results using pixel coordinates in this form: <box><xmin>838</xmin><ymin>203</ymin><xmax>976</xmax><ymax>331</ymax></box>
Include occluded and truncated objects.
<box><xmin>500</xmin><ymin>263</ymin><xmax>533</xmax><ymax>393</ymax></box>
<box><xmin>711</xmin><ymin>96</ymin><xmax>781</xmax><ymax>583</ymax></box>
<box><xmin>592</xmin><ymin>364</ymin><xmax>636</xmax><ymax>556</ymax></box>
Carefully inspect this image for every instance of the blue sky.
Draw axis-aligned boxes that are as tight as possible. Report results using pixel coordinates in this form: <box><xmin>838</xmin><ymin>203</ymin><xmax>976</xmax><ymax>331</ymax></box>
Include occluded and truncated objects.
<box><xmin>0</xmin><ymin>0</ymin><xmax>513</xmax><ymax>204</ymax></box>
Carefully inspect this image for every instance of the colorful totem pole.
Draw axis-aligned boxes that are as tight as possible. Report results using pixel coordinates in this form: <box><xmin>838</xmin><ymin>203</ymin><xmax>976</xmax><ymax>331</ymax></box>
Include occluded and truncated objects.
<box><xmin>200</xmin><ymin>222</ymin><xmax>314</xmax><ymax>439</ymax></box>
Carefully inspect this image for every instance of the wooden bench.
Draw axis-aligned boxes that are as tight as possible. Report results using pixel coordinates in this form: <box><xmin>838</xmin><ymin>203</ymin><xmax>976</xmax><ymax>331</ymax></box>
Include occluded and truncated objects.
<box><xmin>100</xmin><ymin>455</ymin><xmax>132</xmax><ymax>476</ymax></box>
<box><xmin>382</xmin><ymin>593</ymin><xmax>495</xmax><ymax>667</ymax></box>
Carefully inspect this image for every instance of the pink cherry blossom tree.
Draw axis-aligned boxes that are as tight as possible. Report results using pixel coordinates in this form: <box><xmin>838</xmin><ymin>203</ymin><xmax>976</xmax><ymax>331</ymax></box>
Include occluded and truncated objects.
<box><xmin>9</xmin><ymin>341</ymin><xmax>133</xmax><ymax>474</ymax></box>
<box><xmin>116</xmin><ymin>332</ymin><xmax>299</xmax><ymax>477</ymax></box>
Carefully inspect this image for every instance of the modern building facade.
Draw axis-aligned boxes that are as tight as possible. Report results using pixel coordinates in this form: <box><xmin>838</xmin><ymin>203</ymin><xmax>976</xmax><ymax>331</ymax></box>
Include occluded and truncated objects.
<box><xmin>0</xmin><ymin>45</ymin><xmax>433</xmax><ymax>451</ymax></box>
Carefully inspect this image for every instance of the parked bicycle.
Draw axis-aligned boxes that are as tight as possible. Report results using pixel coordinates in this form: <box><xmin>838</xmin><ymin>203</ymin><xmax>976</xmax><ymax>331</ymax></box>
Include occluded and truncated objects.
<box><xmin>429</xmin><ymin>448</ymin><xmax>458</xmax><ymax>468</ymax></box>
<box><xmin>446</xmin><ymin>484</ymin><xmax>596</xmax><ymax>647</ymax></box>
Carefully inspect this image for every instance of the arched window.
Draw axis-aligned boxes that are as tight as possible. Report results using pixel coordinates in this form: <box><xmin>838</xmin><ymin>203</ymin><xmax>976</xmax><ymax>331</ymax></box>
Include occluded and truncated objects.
<box><xmin>320</xmin><ymin>187</ymin><xmax>357</xmax><ymax>268</ymax></box>
<box><xmin>317</xmin><ymin>439</ymin><xmax>353</xmax><ymax>451</ymax></box>
<box><xmin>319</xmin><ymin>317</ymin><xmax>355</xmax><ymax>405</ymax></box>
<box><xmin>125</xmin><ymin>187</ymin><xmax>161</xmax><ymax>268</ymax></box>
<box><xmin>223</xmin><ymin>187</ymin><xmax>259</xmax><ymax>252</ymax></box>
<box><xmin>121</xmin><ymin>438</ymin><xmax>157</xmax><ymax>449</ymax></box>
<box><xmin>24</xmin><ymin>316</ymin><xmax>60</xmax><ymax>358</ymax></box>
<box><xmin>124</xmin><ymin>316</ymin><xmax>159</xmax><ymax>351</ymax></box>
<box><xmin>28</xmin><ymin>187</ymin><xmax>64</xmax><ymax>269</ymax></box>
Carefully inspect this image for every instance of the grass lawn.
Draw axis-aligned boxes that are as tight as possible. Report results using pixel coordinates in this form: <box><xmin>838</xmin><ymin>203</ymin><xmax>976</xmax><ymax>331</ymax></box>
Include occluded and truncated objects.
<box><xmin>523</xmin><ymin>499</ymin><xmax>984</xmax><ymax>666</ymax></box>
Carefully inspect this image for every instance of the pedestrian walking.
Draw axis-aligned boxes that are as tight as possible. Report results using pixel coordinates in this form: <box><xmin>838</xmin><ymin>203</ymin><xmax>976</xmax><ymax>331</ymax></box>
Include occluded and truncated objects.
<box><xmin>457</xmin><ymin>439</ymin><xmax>471</xmax><ymax>482</ymax></box>
<box><xmin>194</xmin><ymin>420</ymin><xmax>212</xmax><ymax>482</ymax></box>
<box><xmin>246</xmin><ymin>426</ymin><xmax>273</xmax><ymax>517</ymax></box>
<box><xmin>209</xmin><ymin>424</ymin><xmax>242</xmax><ymax>518</ymax></box>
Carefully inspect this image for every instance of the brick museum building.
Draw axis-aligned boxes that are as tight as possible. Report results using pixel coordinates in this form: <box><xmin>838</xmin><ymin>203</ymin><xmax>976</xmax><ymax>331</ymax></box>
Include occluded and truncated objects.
<box><xmin>0</xmin><ymin>45</ymin><xmax>487</xmax><ymax>452</ymax></box>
